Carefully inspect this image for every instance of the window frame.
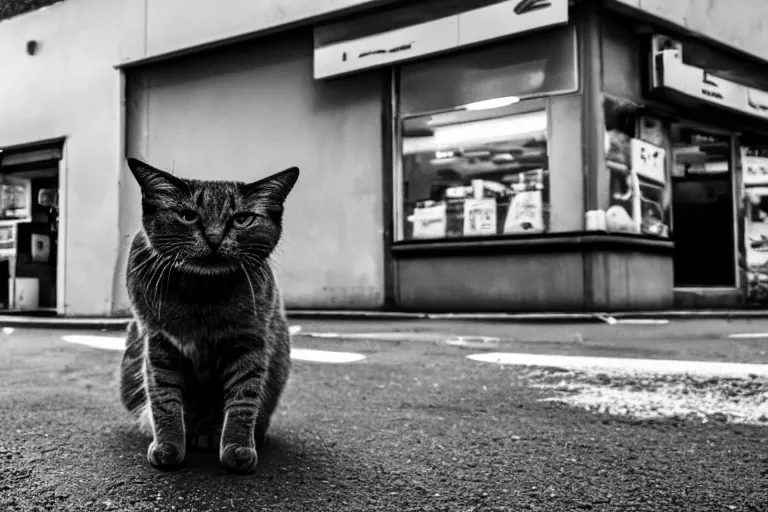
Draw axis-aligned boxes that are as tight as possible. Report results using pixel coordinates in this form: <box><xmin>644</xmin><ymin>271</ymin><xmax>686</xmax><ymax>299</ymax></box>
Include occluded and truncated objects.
<box><xmin>390</xmin><ymin>26</ymin><xmax>579</xmax><ymax>244</ymax></box>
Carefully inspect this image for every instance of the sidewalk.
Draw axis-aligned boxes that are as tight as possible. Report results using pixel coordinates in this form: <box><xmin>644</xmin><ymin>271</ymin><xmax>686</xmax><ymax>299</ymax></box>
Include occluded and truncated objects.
<box><xmin>2</xmin><ymin>308</ymin><xmax>768</xmax><ymax>330</ymax></box>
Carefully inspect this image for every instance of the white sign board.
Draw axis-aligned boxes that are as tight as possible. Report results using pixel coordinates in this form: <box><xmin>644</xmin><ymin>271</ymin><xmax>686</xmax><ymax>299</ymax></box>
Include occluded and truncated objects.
<box><xmin>631</xmin><ymin>138</ymin><xmax>666</xmax><ymax>185</ymax></box>
<box><xmin>503</xmin><ymin>190</ymin><xmax>544</xmax><ymax>233</ymax></box>
<box><xmin>653</xmin><ymin>49</ymin><xmax>768</xmax><ymax>122</ymax></box>
<box><xmin>314</xmin><ymin>0</ymin><xmax>568</xmax><ymax>79</ymax></box>
<box><xmin>744</xmin><ymin>156</ymin><xmax>768</xmax><ymax>186</ymax></box>
<box><xmin>409</xmin><ymin>203</ymin><xmax>447</xmax><ymax>239</ymax></box>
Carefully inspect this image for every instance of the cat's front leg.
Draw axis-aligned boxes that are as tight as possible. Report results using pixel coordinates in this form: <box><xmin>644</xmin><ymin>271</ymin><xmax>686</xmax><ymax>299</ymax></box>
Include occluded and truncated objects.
<box><xmin>144</xmin><ymin>332</ymin><xmax>187</xmax><ymax>469</ymax></box>
<box><xmin>218</xmin><ymin>340</ymin><xmax>267</xmax><ymax>474</ymax></box>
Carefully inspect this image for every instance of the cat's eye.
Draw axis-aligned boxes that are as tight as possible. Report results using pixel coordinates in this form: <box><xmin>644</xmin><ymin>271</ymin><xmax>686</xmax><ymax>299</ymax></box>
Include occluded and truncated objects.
<box><xmin>178</xmin><ymin>209</ymin><xmax>199</xmax><ymax>224</ymax></box>
<box><xmin>232</xmin><ymin>213</ymin><xmax>256</xmax><ymax>228</ymax></box>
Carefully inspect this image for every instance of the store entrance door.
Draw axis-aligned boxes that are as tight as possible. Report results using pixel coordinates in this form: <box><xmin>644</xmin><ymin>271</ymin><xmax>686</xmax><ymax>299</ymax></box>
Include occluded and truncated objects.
<box><xmin>0</xmin><ymin>144</ymin><xmax>61</xmax><ymax>315</ymax></box>
<box><xmin>670</xmin><ymin>125</ymin><xmax>737</xmax><ymax>288</ymax></box>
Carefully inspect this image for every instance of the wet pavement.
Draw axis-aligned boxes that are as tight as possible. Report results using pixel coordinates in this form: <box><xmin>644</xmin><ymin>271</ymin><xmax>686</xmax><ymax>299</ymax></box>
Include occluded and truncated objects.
<box><xmin>1</xmin><ymin>319</ymin><xmax>768</xmax><ymax>511</ymax></box>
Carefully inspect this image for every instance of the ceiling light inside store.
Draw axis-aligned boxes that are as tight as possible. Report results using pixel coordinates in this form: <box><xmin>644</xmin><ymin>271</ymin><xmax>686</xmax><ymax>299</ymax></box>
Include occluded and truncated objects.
<box><xmin>462</xmin><ymin>96</ymin><xmax>520</xmax><ymax>111</ymax></box>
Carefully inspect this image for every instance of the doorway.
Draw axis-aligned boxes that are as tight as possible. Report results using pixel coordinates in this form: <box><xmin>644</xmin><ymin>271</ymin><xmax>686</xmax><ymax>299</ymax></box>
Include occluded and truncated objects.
<box><xmin>0</xmin><ymin>144</ymin><xmax>61</xmax><ymax>315</ymax></box>
<box><xmin>670</xmin><ymin>124</ymin><xmax>737</xmax><ymax>288</ymax></box>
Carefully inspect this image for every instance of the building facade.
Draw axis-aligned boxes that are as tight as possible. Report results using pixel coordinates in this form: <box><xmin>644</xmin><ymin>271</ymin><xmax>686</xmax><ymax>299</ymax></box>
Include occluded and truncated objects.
<box><xmin>1</xmin><ymin>0</ymin><xmax>767</xmax><ymax>315</ymax></box>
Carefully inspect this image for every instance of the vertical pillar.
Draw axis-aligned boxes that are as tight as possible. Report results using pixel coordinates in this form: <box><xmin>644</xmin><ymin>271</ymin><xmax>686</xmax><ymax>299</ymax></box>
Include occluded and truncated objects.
<box><xmin>580</xmin><ymin>0</ymin><xmax>608</xmax><ymax>310</ymax></box>
<box><xmin>581</xmin><ymin>0</ymin><xmax>607</xmax><ymax>213</ymax></box>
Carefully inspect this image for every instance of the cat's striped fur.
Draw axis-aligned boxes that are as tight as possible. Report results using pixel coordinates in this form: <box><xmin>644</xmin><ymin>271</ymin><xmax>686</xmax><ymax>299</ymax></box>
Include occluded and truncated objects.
<box><xmin>119</xmin><ymin>158</ymin><xmax>299</xmax><ymax>473</ymax></box>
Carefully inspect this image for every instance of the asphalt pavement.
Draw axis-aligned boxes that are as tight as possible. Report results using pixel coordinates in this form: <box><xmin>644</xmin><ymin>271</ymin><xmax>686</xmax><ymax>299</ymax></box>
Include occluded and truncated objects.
<box><xmin>2</xmin><ymin>320</ymin><xmax>768</xmax><ymax>511</ymax></box>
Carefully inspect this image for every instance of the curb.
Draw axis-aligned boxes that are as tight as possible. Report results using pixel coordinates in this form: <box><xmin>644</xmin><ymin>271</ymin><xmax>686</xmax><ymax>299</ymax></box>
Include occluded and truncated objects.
<box><xmin>287</xmin><ymin>309</ymin><xmax>768</xmax><ymax>322</ymax></box>
<box><xmin>0</xmin><ymin>317</ymin><xmax>132</xmax><ymax>331</ymax></box>
<box><xmin>2</xmin><ymin>309</ymin><xmax>768</xmax><ymax>330</ymax></box>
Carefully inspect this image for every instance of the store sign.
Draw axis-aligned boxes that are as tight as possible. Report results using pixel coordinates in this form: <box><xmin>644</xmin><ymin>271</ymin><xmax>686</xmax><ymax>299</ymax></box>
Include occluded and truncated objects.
<box><xmin>652</xmin><ymin>43</ymin><xmax>768</xmax><ymax>122</ymax></box>
<box><xmin>313</xmin><ymin>0</ymin><xmax>568</xmax><ymax>79</ymax></box>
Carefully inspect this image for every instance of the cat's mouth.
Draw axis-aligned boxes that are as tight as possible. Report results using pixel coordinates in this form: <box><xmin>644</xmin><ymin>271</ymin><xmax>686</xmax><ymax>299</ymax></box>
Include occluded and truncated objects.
<box><xmin>180</xmin><ymin>254</ymin><xmax>240</xmax><ymax>274</ymax></box>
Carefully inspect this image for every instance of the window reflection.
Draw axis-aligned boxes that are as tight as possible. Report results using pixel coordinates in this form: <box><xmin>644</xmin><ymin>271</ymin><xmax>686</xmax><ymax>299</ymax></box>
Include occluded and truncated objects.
<box><xmin>399</xmin><ymin>26</ymin><xmax>577</xmax><ymax>116</ymax></box>
<box><xmin>401</xmin><ymin>107</ymin><xmax>548</xmax><ymax>240</ymax></box>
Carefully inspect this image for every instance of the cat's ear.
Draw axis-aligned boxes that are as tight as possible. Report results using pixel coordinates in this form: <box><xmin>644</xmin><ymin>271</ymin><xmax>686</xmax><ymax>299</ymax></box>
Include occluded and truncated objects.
<box><xmin>127</xmin><ymin>158</ymin><xmax>189</xmax><ymax>201</ymax></box>
<box><xmin>242</xmin><ymin>167</ymin><xmax>300</xmax><ymax>205</ymax></box>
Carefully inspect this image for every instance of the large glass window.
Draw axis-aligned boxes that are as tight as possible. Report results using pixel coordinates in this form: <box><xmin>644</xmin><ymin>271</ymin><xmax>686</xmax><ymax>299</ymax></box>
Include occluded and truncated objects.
<box><xmin>603</xmin><ymin>97</ymin><xmax>672</xmax><ymax>239</ymax></box>
<box><xmin>395</xmin><ymin>26</ymin><xmax>577</xmax><ymax>242</ymax></box>
<box><xmin>401</xmin><ymin>107</ymin><xmax>549</xmax><ymax>240</ymax></box>
<box><xmin>743</xmin><ymin>145</ymin><xmax>768</xmax><ymax>303</ymax></box>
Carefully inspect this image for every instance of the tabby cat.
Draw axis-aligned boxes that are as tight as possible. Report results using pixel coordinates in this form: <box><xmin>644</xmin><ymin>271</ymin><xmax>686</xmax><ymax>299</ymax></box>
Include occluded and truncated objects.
<box><xmin>119</xmin><ymin>157</ymin><xmax>299</xmax><ymax>474</ymax></box>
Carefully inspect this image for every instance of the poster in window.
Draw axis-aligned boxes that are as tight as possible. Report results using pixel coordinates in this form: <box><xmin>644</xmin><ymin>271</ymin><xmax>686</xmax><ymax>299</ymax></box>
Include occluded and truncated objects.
<box><xmin>0</xmin><ymin>225</ymin><xmax>14</xmax><ymax>250</ymax></box>
<box><xmin>463</xmin><ymin>198</ymin><xmax>497</xmax><ymax>236</ymax></box>
<box><xmin>503</xmin><ymin>190</ymin><xmax>544</xmax><ymax>233</ymax></box>
<box><xmin>409</xmin><ymin>203</ymin><xmax>448</xmax><ymax>239</ymax></box>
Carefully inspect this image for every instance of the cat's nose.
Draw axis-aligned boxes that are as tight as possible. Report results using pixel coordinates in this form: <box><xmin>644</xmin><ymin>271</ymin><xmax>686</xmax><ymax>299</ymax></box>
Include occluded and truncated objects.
<box><xmin>204</xmin><ymin>231</ymin><xmax>224</xmax><ymax>251</ymax></box>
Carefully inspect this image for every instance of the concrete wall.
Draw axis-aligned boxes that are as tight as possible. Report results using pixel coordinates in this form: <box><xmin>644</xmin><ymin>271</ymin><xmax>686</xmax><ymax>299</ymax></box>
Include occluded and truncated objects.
<box><xmin>0</xmin><ymin>0</ymin><xmax>143</xmax><ymax>315</ymax></box>
<box><xmin>118</xmin><ymin>30</ymin><xmax>386</xmax><ymax>312</ymax></box>
<box><xmin>122</xmin><ymin>0</ymin><xmax>391</xmax><ymax>64</ymax></box>
<box><xmin>609</xmin><ymin>0</ymin><xmax>768</xmax><ymax>63</ymax></box>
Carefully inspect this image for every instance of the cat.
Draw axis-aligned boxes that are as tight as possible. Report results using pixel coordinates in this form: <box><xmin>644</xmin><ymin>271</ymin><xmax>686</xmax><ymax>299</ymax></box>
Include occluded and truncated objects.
<box><xmin>119</xmin><ymin>157</ymin><xmax>299</xmax><ymax>474</ymax></box>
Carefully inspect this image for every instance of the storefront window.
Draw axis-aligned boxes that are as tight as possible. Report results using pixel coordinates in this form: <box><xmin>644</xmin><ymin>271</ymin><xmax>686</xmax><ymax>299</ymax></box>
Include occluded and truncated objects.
<box><xmin>603</xmin><ymin>97</ymin><xmax>671</xmax><ymax>238</ymax></box>
<box><xmin>401</xmin><ymin>107</ymin><xmax>548</xmax><ymax>240</ymax></box>
<box><xmin>742</xmin><ymin>145</ymin><xmax>768</xmax><ymax>302</ymax></box>
<box><xmin>396</xmin><ymin>26</ymin><xmax>577</xmax><ymax>242</ymax></box>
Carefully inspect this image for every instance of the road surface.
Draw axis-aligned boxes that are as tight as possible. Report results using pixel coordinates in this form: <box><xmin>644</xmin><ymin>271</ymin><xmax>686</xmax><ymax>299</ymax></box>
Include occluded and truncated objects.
<box><xmin>1</xmin><ymin>319</ymin><xmax>768</xmax><ymax>511</ymax></box>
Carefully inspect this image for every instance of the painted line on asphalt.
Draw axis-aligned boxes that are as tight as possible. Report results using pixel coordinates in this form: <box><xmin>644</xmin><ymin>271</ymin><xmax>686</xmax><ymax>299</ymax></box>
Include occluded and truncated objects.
<box><xmin>467</xmin><ymin>352</ymin><xmax>768</xmax><ymax>378</ymax></box>
<box><xmin>59</xmin><ymin>334</ymin><xmax>366</xmax><ymax>363</ymax></box>
<box><xmin>62</xmin><ymin>334</ymin><xmax>126</xmax><ymax>351</ymax></box>
<box><xmin>728</xmin><ymin>332</ymin><xmax>768</xmax><ymax>339</ymax></box>
<box><xmin>290</xmin><ymin>348</ymin><xmax>366</xmax><ymax>363</ymax></box>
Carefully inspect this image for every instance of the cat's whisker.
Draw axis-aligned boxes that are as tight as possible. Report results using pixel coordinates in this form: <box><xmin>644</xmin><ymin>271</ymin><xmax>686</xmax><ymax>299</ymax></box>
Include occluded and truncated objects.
<box><xmin>146</xmin><ymin>256</ymin><xmax>171</xmax><ymax>317</ymax></box>
<box><xmin>130</xmin><ymin>255</ymin><xmax>157</xmax><ymax>276</ymax></box>
<box><xmin>241</xmin><ymin>262</ymin><xmax>257</xmax><ymax>309</ymax></box>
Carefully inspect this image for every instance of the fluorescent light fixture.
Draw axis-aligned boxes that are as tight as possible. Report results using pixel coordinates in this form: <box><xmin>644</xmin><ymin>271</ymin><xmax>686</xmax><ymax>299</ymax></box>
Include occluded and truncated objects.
<box><xmin>462</xmin><ymin>96</ymin><xmax>521</xmax><ymax>111</ymax></box>
<box><xmin>402</xmin><ymin>110</ymin><xmax>547</xmax><ymax>155</ymax></box>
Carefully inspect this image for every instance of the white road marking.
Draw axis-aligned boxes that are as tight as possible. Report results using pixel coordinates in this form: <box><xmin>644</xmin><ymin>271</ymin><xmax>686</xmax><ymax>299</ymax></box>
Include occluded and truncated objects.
<box><xmin>297</xmin><ymin>331</ymin><xmax>414</xmax><ymax>340</ymax></box>
<box><xmin>62</xmin><ymin>335</ymin><xmax>126</xmax><ymax>351</ymax></box>
<box><xmin>290</xmin><ymin>348</ymin><xmax>366</xmax><ymax>363</ymax></box>
<box><xmin>2</xmin><ymin>327</ymin><xmax>14</xmax><ymax>334</ymax></box>
<box><xmin>728</xmin><ymin>332</ymin><xmax>768</xmax><ymax>339</ymax></box>
<box><xmin>289</xmin><ymin>325</ymin><xmax>302</xmax><ymax>335</ymax></box>
<box><xmin>59</xmin><ymin>335</ymin><xmax>366</xmax><ymax>363</ymax></box>
<box><xmin>467</xmin><ymin>352</ymin><xmax>768</xmax><ymax>378</ymax></box>
<box><xmin>444</xmin><ymin>336</ymin><xmax>500</xmax><ymax>348</ymax></box>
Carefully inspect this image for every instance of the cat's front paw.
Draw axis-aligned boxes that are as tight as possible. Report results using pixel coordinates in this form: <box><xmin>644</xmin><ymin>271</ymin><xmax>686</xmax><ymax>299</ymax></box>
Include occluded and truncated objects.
<box><xmin>147</xmin><ymin>441</ymin><xmax>185</xmax><ymax>469</ymax></box>
<box><xmin>220</xmin><ymin>444</ymin><xmax>258</xmax><ymax>474</ymax></box>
